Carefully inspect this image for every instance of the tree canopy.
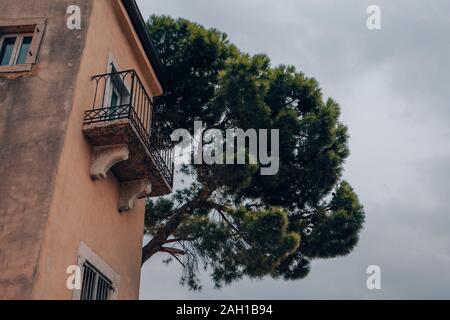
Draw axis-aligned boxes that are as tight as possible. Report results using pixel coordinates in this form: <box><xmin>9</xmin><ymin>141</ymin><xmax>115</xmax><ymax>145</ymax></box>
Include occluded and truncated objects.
<box><xmin>143</xmin><ymin>15</ymin><xmax>365</xmax><ymax>290</ymax></box>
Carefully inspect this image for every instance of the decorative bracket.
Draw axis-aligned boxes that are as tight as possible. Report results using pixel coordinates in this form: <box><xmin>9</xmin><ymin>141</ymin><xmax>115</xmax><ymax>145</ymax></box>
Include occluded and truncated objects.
<box><xmin>119</xmin><ymin>179</ymin><xmax>152</xmax><ymax>213</ymax></box>
<box><xmin>90</xmin><ymin>144</ymin><xmax>129</xmax><ymax>180</ymax></box>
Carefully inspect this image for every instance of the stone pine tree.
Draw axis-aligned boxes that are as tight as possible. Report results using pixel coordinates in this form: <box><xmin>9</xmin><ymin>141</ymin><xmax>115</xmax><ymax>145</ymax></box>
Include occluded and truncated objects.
<box><xmin>143</xmin><ymin>15</ymin><xmax>365</xmax><ymax>290</ymax></box>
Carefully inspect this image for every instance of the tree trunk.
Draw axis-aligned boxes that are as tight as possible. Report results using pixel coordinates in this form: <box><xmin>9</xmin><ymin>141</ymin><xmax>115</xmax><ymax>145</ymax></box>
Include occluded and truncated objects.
<box><xmin>141</xmin><ymin>205</ymin><xmax>190</xmax><ymax>265</ymax></box>
<box><xmin>141</xmin><ymin>187</ymin><xmax>212</xmax><ymax>266</ymax></box>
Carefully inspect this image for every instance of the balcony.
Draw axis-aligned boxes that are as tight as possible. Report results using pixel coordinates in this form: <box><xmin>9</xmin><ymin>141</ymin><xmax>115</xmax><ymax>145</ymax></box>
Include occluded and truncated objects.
<box><xmin>82</xmin><ymin>69</ymin><xmax>174</xmax><ymax>212</ymax></box>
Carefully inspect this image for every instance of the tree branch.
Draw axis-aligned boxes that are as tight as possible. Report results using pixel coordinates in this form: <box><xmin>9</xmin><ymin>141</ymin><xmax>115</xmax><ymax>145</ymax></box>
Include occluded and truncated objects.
<box><xmin>142</xmin><ymin>185</ymin><xmax>214</xmax><ymax>267</ymax></box>
<box><xmin>163</xmin><ymin>251</ymin><xmax>186</xmax><ymax>268</ymax></box>
<box><xmin>163</xmin><ymin>238</ymin><xmax>196</xmax><ymax>245</ymax></box>
<box><xmin>161</xmin><ymin>247</ymin><xmax>187</xmax><ymax>256</ymax></box>
<box><xmin>205</xmin><ymin>201</ymin><xmax>254</xmax><ymax>247</ymax></box>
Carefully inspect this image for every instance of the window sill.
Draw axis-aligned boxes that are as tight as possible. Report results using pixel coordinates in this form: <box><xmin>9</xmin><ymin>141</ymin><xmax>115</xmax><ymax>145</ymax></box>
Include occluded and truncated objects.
<box><xmin>0</xmin><ymin>64</ymin><xmax>32</xmax><ymax>73</ymax></box>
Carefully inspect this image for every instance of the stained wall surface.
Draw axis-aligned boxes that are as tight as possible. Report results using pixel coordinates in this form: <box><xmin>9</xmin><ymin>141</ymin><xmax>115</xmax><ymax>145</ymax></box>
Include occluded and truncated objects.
<box><xmin>0</xmin><ymin>0</ymin><xmax>162</xmax><ymax>300</ymax></box>
<box><xmin>0</xmin><ymin>0</ymin><xmax>94</xmax><ymax>300</ymax></box>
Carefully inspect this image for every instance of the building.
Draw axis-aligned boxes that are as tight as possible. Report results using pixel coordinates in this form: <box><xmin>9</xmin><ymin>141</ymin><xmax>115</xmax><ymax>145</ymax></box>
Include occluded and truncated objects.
<box><xmin>0</xmin><ymin>0</ymin><xmax>174</xmax><ymax>300</ymax></box>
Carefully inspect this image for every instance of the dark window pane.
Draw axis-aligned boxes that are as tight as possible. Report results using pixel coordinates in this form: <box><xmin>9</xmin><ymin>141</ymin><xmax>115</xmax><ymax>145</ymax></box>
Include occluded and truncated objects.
<box><xmin>111</xmin><ymin>90</ymin><xmax>119</xmax><ymax>107</ymax></box>
<box><xmin>16</xmin><ymin>36</ymin><xmax>32</xmax><ymax>64</ymax></box>
<box><xmin>108</xmin><ymin>90</ymin><xmax>121</xmax><ymax>120</ymax></box>
<box><xmin>0</xmin><ymin>37</ymin><xmax>17</xmax><ymax>66</ymax></box>
<box><xmin>80</xmin><ymin>265</ymin><xmax>89</xmax><ymax>300</ymax></box>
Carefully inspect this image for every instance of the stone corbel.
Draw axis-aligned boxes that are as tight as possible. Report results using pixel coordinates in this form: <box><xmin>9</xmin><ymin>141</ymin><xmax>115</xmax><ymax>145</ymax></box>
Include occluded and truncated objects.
<box><xmin>90</xmin><ymin>144</ymin><xmax>129</xmax><ymax>180</ymax></box>
<box><xmin>119</xmin><ymin>179</ymin><xmax>152</xmax><ymax>213</ymax></box>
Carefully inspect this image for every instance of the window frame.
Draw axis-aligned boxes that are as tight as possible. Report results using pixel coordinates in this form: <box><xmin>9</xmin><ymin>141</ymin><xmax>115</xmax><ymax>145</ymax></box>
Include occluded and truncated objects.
<box><xmin>72</xmin><ymin>242</ymin><xmax>120</xmax><ymax>300</ymax></box>
<box><xmin>0</xmin><ymin>18</ymin><xmax>46</xmax><ymax>73</ymax></box>
<box><xmin>106</xmin><ymin>58</ymin><xmax>131</xmax><ymax>107</ymax></box>
<box><xmin>0</xmin><ymin>32</ymin><xmax>34</xmax><ymax>66</ymax></box>
<box><xmin>0</xmin><ymin>35</ymin><xmax>17</xmax><ymax>66</ymax></box>
<box><xmin>104</xmin><ymin>56</ymin><xmax>131</xmax><ymax>120</ymax></box>
<box><xmin>15</xmin><ymin>33</ymin><xmax>34</xmax><ymax>65</ymax></box>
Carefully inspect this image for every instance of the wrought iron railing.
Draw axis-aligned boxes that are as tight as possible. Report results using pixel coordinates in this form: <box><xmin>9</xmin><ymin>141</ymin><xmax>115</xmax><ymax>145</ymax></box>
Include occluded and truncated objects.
<box><xmin>84</xmin><ymin>69</ymin><xmax>174</xmax><ymax>187</ymax></box>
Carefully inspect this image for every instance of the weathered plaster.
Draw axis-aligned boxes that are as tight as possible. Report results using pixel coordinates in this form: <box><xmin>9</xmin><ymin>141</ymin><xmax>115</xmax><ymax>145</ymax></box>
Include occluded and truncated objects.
<box><xmin>0</xmin><ymin>0</ymin><xmax>93</xmax><ymax>300</ymax></box>
<box><xmin>0</xmin><ymin>0</ymin><xmax>164</xmax><ymax>300</ymax></box>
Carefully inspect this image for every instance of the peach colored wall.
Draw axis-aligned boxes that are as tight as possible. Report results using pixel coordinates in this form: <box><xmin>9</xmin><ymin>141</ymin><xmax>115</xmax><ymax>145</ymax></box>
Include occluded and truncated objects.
<box><xmin>0</xmin><ymin>0</ymin><xmax>94</xmax><ymax>300</ymax></box>
<box><xmin>32</xmin><ymin>0</ymin><xmax>162</xmax><ymax>300</ymax></box>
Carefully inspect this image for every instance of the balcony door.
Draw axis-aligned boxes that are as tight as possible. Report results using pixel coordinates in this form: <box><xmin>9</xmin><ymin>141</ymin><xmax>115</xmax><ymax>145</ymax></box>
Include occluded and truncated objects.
<box><xmin>106</xmin><ymin>62</ymin><xmax>130</xmax><ymax>120</ymax></box>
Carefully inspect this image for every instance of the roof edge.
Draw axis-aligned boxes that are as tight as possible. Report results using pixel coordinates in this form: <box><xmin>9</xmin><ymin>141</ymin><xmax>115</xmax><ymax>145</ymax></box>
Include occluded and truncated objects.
<box><xmin>122</xmin><ymin>0</ymin><xmax>166</xmax><ymax>92</ymax></box>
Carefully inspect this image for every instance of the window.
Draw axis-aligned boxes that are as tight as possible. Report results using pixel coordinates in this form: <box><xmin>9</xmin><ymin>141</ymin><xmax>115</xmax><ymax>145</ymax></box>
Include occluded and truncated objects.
<box><xmin>0</xmin><ymin>33</ymin><xmax>34</xmax><ymax>66</ymax></box>
<box><xmin>80</xmin><ymin>261</ymin><xmax>115</xmax><ymax>301</ymax></box>
<box><xmin>106</xmin><ymin>62</ymin><xmax>131</xmax><ymax>120</ymax></box>
<box><xmin>0</xmin><ymin>18</ymin><xmax>46</xmax><ymax>73</ymax></box>
<box><xmin>73</xmin><ymin>242</ymin><xmax>120</xmax><ymax>301</ymax></box>
<box><xmin>17</xmin><ymin>35</ymin><xmax>33</xmax><ymax>64</ymax></box>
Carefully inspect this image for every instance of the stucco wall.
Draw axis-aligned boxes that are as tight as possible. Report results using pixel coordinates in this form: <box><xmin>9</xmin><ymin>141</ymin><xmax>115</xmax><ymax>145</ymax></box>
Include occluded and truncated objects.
<box><xmin>31</xmin><ymin>0</ymin><xmax>161</xmax><ymax>300</ymax></box>
<box><xmin>0</xmin><ymin>0</ymin><xmax>93</xmax><ymax>300</ymax></box>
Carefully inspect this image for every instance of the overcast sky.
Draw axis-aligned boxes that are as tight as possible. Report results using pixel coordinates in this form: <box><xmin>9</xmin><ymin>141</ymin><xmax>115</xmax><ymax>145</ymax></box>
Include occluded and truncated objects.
<box><xmin>137</xmin><ymin>0</ymin><xmax>450</xmax><ymax>299</ymax></box>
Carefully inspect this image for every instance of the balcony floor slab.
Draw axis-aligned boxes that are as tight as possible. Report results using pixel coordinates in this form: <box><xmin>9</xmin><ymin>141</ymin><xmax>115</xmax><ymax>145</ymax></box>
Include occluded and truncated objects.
<box><xmin>83</xmin><ymin>119</ymin><xmax>171</xmax><ymax>197</ymax></box>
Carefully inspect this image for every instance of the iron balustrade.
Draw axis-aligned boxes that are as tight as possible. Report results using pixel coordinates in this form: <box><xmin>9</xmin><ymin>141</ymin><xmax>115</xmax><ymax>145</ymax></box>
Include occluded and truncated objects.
<box><xmin>84</xmin><ymin>69</ymin><xmax>174</xmax><ymax>187</ymax></box>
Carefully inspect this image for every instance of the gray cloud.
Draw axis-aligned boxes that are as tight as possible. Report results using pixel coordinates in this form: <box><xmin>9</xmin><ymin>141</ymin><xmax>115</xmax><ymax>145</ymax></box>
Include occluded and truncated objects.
<box><xmin>137</xmin><ymin>0</ymin><xmax>450</xmax><ymax>299</ymax></box>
